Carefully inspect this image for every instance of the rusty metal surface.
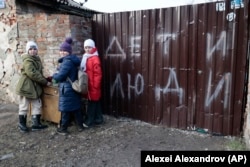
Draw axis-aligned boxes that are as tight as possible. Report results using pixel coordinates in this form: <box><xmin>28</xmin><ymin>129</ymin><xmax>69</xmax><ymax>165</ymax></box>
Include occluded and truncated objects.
<box><xmin>92</xmin><ymin>0</ymin><xmax>249</xmax><ymax>136</ymax></box>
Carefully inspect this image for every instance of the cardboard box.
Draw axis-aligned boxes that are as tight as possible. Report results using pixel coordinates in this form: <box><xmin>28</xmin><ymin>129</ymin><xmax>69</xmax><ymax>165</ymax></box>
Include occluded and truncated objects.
<box><xmin>41</xmin><ymin>86</ymin><xmax>61</xmax><ymax>124</ymax></box>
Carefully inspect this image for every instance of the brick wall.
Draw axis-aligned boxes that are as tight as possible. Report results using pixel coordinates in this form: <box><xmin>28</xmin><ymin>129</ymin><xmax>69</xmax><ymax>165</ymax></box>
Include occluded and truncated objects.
<box><xmin>0</xmin><ymin>0</ymin><xmax>92</xmax><ymax>102</ymax></box>
<box><xmin>16</xmin><ymin>1</ymin><xmax>92</xmax><ymax>76</ymax></box>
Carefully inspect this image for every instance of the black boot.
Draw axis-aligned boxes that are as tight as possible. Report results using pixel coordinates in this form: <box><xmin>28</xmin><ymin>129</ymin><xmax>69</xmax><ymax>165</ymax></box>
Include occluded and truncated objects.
<box><xmin>31</xmin><ymin>115</ymin><xmax>48</xmax><ymax>131</ymax></box>
<box><xmin>57</xmin><ymin>126</ymin><xmax>69</xmax><ymax>135</ymax></box>
<box><xmin>18</xmin><ymin>115</ymin><xmax>29</xmax><ymax>132</ymax></box>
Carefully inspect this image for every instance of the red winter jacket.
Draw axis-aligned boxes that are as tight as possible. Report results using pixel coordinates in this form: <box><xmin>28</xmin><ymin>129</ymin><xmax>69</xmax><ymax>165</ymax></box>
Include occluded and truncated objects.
<box><xmin>83</xmin><ymin>55</ymin><xmax>102</xmax><ymax>101</ymax></box>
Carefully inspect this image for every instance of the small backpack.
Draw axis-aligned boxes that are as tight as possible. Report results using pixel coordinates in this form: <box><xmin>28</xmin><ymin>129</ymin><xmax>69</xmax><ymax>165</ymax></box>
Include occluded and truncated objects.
<box><xmin>68</xmin><ymin>68</ymin><xmax>88</xmax><ymax>94</ymax></box>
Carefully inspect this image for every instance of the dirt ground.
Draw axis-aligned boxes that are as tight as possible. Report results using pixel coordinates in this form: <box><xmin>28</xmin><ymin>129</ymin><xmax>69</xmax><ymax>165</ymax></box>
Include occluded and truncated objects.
<box><xmin>0</xmin><ymin>102</ymin><xmax>246</xmax><ymax>167</ymax></box>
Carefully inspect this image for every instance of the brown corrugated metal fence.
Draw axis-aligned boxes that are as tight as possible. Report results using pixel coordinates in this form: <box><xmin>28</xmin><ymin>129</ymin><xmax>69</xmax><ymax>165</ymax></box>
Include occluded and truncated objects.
<box><xmin>92</xmin><ymin>0</ymin><xmax>250</xmax><ymax>136</ymax></box>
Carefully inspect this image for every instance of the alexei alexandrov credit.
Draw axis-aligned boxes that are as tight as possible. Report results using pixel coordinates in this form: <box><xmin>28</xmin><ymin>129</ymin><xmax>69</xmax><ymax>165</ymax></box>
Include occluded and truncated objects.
<box><xmin>145</xmin><ymin>154</ymin><xmax>225</xmax><ymax>163</ymax></box>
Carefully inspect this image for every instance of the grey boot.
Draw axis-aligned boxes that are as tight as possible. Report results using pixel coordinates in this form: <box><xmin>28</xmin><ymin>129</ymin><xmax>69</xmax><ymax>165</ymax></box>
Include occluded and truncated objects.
<box><xmin>18</xmin><ymin>115</ymin><xmax>29</xmax><ymax>132</ymax></box>
<box><xmin>31</xmin><ymin>115</ymin><xmax>48</xmax><ymax>131</ymax></box>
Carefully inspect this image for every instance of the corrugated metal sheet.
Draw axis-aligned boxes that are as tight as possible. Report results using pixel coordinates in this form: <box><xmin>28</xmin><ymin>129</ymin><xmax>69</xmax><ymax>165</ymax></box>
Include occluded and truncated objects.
<box><xmin>92</xmin><ymin>0</ymin><xmax>249</xmax><ymax>136</ymax></box>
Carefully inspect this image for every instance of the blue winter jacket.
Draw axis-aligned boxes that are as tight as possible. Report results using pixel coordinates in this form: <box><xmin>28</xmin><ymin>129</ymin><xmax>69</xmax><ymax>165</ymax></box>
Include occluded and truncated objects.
<box><xmin>53</xmin><ymin>55</ymin><xmax>81</xmax><ymax>112</ymax></box>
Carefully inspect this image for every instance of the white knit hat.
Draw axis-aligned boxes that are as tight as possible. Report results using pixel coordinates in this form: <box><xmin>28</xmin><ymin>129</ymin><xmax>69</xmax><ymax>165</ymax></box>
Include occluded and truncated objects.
<box><xmin>84</xmin><ymin>39</ymin><xmax>95</xmax><ymax>48</ymax></box>
<box><xmin>26</xmin><ymin>41</ymin><xmax>38</xmax><ymax>53</ymax></box>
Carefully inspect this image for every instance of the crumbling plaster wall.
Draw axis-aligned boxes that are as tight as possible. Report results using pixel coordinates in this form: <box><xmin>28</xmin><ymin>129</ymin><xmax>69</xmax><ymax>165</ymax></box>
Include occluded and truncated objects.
<box><xmin>244</xmin><ymin>66</ymin><xmax>250</xmax><ymax>149</ymax></box>
<box><xmin>0</xmin><ymin>0</ymin><xmax>19</xmax><ymax>103</ymax></box>
<box><xmin>0</xmin><ymin>0</ymin><xmax>92</xmax><ymax>103</ymax></box>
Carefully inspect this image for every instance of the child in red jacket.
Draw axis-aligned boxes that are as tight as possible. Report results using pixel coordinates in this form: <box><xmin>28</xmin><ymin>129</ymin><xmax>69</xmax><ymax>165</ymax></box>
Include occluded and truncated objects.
<box><xmin>80</xmin><ymin>39</ymin><xmax>103</xmax><ymax>127</ymax></box>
